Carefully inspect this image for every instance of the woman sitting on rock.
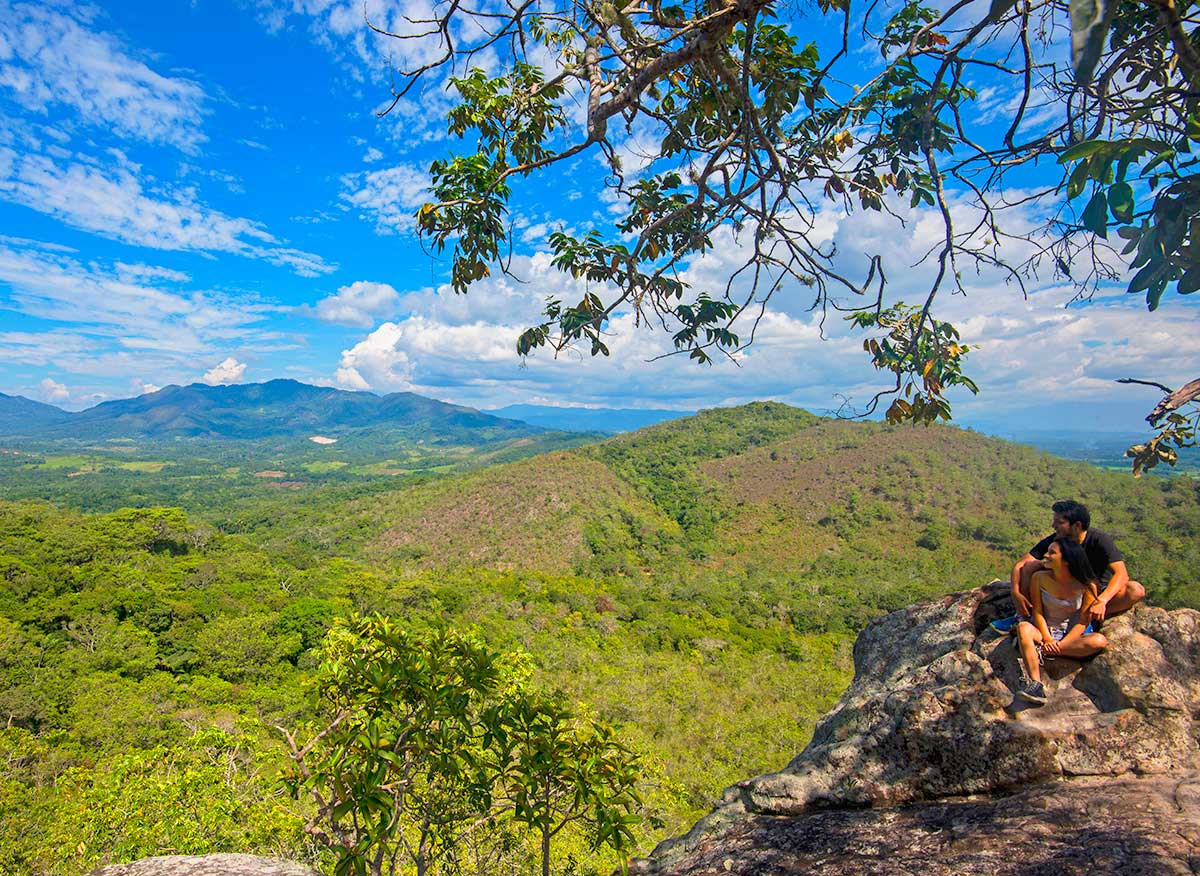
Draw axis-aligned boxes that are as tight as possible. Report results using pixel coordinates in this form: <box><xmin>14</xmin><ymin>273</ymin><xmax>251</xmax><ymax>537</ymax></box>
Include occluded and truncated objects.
<box><xmin>1014</xmin><ymin>539</ymin><xmax>1109</xmax><ymax>704</ymax></box>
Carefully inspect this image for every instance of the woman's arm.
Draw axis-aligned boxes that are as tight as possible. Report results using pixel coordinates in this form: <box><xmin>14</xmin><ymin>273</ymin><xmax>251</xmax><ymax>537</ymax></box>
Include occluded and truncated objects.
<box><xmin>1030</xmin><ymin>571</ymin><xmax>1052</xmax><ymax>641</ymax></box>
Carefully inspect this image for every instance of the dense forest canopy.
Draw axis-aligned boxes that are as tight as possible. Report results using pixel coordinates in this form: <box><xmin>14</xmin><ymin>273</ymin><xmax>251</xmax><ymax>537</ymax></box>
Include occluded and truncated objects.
<box><xmin>2</xmin><ymin>404</ymin><xmax>1198</xmax><ymax>873</ymax></box>
<box><xmin>373</xmin><ymin>0</ymin><xmax>1200</xmax><ymax>462</ymax></box>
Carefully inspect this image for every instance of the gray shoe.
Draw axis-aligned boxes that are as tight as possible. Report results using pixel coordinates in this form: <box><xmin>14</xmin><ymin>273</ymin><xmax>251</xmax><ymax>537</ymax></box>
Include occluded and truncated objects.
<box><xmin>1017</xmin><ymin>681</ymin><xmax>1047</xmax><ymax>705</ymax></box>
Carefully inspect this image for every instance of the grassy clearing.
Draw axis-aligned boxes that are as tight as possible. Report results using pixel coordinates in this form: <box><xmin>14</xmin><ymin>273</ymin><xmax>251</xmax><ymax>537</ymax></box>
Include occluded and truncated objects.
<box><xmin>302</xmin><ymin>461</ymin><xmax>349</xmax><ymax>474</ymax></box>
<box><xmin>117</xmin><ymin>461</ymin><xmax>167</xmax><ymax>473</ymax></box>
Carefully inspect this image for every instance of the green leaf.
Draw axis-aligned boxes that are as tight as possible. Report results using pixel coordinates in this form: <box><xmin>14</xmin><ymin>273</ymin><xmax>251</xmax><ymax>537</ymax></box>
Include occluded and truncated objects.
<box><xmin>1081</xmin><ymin>190</ymin><xmax>1108</xmax><ymax>237</ymax></box>
<box><xmin>1070</xmin><ymin>0</ymin><xmax>1118</xmax><ymax>84</ymax></box>
<box><xmin>1107</xmin><ymin>182</ymin><xmax>1134</xmax><ymax>222</ymax></box>
<box><xmin>1058</xmin><ymin>139</ymin><xmax>1108</xmax><ymax>165</ymax></box>
<box><xmin>1127</xmin><ymin>261</ymin><xmax>1161</xmax><ymax>295</ymax></box>
<box><xmin>1179</xmin><ymin>268</ymin><xmax>1200</xmax><ymax>294</ymax></box>
<box><xmin>1147</xmin><ymin>278</ymin><xmax>1168</xmax><ymax>310</ymax></box>
<box><xmin>1066</xmin><ymin>160</ymin><xmax>1091</xmax><ymax>200</ymax></box>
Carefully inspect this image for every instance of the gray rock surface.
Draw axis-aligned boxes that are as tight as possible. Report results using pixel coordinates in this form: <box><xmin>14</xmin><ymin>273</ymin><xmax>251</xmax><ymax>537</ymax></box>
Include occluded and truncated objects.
<box><xmin>87</xmin><ymin>854</ymin><xmax>318</xmax><ymax>876</ymax></box>
<box><xmin>636</xmin><ymin>581</ymin><xmax>1200</xmax><ymax>874</ymax></box>
<box><xmin>634</xmin><ymin>772</ymin><xmax>1200</xmax><ymax>876</ymax></box>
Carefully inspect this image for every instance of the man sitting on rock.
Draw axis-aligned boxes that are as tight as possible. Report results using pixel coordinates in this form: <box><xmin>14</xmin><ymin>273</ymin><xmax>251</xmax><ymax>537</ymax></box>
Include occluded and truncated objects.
<box><xmin>992</xmin><ymin>499</ymin><xmax>1145</xmax><ymax>633</ymax></box>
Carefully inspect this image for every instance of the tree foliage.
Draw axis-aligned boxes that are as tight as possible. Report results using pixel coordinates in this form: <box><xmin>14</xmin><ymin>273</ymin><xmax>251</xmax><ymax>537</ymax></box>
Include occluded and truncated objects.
<box><xmin>281</xmin><ymin>617</ymin><xmax>641</xmax><ymax>876</ymax></box>
<box><xmin>376</xmin><ymin>0</ymin><xmax>1198</xmax><ymax>458</ymax></box>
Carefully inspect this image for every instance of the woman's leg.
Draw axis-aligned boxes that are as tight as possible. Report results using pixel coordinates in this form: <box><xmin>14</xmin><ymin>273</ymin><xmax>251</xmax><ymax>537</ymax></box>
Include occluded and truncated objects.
<box><xmin>1057</xmin><ymin>632</ymin><xmax>1108</xmax><ymax>659</ymax></box>
<box><xmin>1015</xmin><ymin>621</ymin><xmax>1044</xmax><ymax>682</ymax></box>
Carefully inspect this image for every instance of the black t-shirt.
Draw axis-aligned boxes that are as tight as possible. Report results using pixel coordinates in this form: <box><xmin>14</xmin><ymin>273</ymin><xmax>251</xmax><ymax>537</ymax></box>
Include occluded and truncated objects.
<box><xmin>1030</xmin><ymin>528</ymin><xmax>1124</xmax><ymax>584</ymax></box>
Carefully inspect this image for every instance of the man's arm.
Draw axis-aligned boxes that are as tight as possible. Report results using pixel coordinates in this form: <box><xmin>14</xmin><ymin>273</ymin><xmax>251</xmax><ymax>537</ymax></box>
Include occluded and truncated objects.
<box><xmin>1087</xmin><ymin>560</ymin><xmax>1130</xmax><ymax>623</ymax></box>
<box><xmin>1011</xmin><ymin>553</ymin><xmax>1036</xmax><ymax>617</ymax></box>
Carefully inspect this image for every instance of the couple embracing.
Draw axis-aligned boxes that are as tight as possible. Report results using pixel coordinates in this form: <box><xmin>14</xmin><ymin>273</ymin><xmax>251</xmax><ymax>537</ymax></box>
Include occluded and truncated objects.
<box><xmin>992</xmin><ymin>500</ymin><xmax>1147</xmax><ymax>705</ymax></box>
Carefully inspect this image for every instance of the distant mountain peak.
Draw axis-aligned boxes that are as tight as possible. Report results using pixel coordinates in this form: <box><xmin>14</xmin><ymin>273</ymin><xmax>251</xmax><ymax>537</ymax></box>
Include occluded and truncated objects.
<box><xmin>0</xmin><ymin>380</ymin><xmax>545</xmax><ymax>442</ymax></box>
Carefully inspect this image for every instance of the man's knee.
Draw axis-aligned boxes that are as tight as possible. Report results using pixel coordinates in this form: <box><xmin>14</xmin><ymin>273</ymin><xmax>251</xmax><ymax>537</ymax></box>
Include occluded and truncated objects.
<box><xmin>1127</xmin><ymin>580</ymin><xmax>1146</xmax><ymax>605</ymax></box>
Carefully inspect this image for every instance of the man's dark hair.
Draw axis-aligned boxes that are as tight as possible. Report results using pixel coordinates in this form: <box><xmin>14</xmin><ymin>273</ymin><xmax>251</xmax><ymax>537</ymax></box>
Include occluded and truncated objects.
<box><xmin>1052</xmin><ymin>499</ymin><xmax>1091</xmax><ymax>530</ymax></box>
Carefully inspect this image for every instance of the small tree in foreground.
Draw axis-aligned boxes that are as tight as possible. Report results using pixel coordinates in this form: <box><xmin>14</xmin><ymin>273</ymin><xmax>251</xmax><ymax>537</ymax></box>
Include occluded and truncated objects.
<box><xmin>280</xmin><ymin>616</ymin><xmax>641</xmax><ymax>876</ymax></box>
<box><xmin>494</xmin><ymin>692</ymin><xmax>641</xmax><ymax>876</ymax></box>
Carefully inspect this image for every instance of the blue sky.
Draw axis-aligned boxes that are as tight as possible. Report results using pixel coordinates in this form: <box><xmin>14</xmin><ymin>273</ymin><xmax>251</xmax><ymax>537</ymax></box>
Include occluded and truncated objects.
<box><xmin>0</xmin><ymin>0</ymin><xmax>1195</xmax><ymax>436</ymax></box>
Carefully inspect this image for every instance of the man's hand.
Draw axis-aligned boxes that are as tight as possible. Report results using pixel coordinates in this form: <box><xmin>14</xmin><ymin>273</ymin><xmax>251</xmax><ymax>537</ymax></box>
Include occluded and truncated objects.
<box><xmin>1042</xmin><ymin>638</ymin><xmax>1063</xmax><ymax>656</ymax></box>
<box><xmin>1013</xmin><ymin>589</ymin><xmax>1032</xmax><ymax>617</ymax></box>
<box><xmin>1087</xmin><ymin>598</ymin><xmax>1108</xmax><ymax>624</ymax></box>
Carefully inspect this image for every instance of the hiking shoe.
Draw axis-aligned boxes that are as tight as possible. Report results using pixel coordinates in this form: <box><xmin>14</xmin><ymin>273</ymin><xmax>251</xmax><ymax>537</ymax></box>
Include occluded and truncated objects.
<box><xmin>1017</xmin><ymin>681</ymin><xmax>1047</xmax><ymax>705</ymax></box>
<box><xmin>989</xmin><ymin>614</ymin><xmax>1019</xmax><ymax>634</ymax></box>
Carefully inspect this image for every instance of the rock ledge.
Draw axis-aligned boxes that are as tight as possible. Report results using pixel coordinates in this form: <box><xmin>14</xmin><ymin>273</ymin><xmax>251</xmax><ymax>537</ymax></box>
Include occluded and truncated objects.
<box><xmin>635</xmin><ymin>582</ymin><xmax>1200</xmax><ymax>875</ymax></box>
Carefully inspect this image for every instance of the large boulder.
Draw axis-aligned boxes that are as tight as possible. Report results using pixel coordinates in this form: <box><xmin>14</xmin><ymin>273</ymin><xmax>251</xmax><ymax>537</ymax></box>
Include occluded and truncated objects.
<box><xmin>636</xmin><ymin>582</ymin><xmax>1200</xmax><ymax>874</ymax></box>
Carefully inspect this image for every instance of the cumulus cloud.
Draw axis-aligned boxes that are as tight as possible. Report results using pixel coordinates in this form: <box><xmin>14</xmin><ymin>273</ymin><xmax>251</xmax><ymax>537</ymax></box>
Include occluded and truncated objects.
<box><xmin>0</xmin><ymin>2</ymin><xmax>207</xmax><ymax>150</ymax></box>
<box><xmin>0</xmin><ymin>147</ymin><xmax>336</xmax><ymax>276</ymax></box>
<box><xmin>203</xmin><ymin>357</ymin><xmax>247</xmax><ymax>385</ymax></box>
<box><xmin>336</xmin><ymin>322</ymin><xmax>413</xmax><ymax>391</ymax></box>
<box><xmin>37</xmin><ymin>376</ymin><xmax>70</xmax><ymax>403</ymax></box>
<box><xmin>312</xmin><ymin>280</ymin><xmax>402</xmax><ymax>327</ymax></box>
<box><xmin>326</xmin><ymin>250</ymin><xmax>870</xmax><ymax>409</ymax></box>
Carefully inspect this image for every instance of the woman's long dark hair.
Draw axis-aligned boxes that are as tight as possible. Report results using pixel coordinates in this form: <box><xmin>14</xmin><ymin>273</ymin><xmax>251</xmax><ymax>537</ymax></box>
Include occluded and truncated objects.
<box><xmin>1056</xmin><ymin>538</ymin><xmax>1100</xmax><ymax>594</ymax></box>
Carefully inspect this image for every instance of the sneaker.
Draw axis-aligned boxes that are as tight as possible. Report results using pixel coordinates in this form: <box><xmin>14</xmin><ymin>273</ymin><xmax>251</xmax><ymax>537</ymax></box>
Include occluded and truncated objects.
<box><xmin>989</xmin><ymin>614</ymin><xmax>1019</xmax><ymax>634</ymax></box>
<box><xmin>1017</xmin><ymin>681</ymin><xmax>1047</xmax><ymax>705</ymax></box>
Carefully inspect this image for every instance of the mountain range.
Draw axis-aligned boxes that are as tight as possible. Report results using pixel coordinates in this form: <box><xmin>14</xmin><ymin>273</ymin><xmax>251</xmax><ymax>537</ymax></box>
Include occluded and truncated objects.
<box><xmin>0</xmin><ymin>380</ymin><xmax>554</xmax><ymax>443</ymax></box>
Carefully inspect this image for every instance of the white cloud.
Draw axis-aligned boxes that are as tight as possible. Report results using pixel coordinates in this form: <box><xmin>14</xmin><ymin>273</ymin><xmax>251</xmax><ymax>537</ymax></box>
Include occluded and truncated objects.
<box><xmin>312</xmin><ymin>280</ymin><xmax>403</xmax><ymax>327</ymax></box>
<box><xmin>203</xmin><ymin>357</ymin><xmax>247</xmax><ymax>385</ymax></box>
<box><xmin>130</xmin><ymin>378</ymin><xmax>161</xmax><ymax>396</ymax></box>
<box><xmin>37</xmin><ymin>376</ymin><xmax>70</xmax><ymax>402</ymax></box>
<box><xmin>0</xmin><ymin>241</ymin><xmax>288</xmax><ymax>386</ymax></box>
<box><xmin>0</xmin><ymin>2</ymin><xmax>207</xmax><ymax>150</ymax></box>
<box><xmin>115</xmin><ymin>262</ymin><xmax>190</xmax><ymax>284</ymax></box>
<box><xmin>0</xmin><ymin>147</ymin><xmax>336</xmax><ymax>276</ymax></box>
<box><xmin>340</xmin><ymin>163</ymin><xmax>429</xmax><ymax>234</ymax></box>
<box><xmin>336</xmin><ymin>323</ymin><xmax>413</xmax><ymax>391</ymax></box>
<box><xmin>363</xmin><ymin>147</ymin><xmax>383</xmax><ymax>163</ymax></box>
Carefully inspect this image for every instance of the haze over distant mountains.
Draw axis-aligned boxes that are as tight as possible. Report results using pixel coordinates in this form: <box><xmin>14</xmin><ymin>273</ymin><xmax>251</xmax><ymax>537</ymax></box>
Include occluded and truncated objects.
<box><xmin>0</xmin><ymin>380</ymin><xmax>553</xmax><ymax>442</ymax></box>
<box><xmin>487</xmin><ymin>404</ymin><xmax>690</xmax><ymax>434</ymax></box>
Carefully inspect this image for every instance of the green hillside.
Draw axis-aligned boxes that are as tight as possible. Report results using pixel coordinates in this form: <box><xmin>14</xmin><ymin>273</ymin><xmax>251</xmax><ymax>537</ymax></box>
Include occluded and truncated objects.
<box><xmin>345</xmin><ymin>403</ymin><xmax>1200</xmax><ymax>612</ymax></box>
<box><xmin>1</xmin><ymin>401</ymin><xmax>1198</xmax><ymax>875</ymax></box>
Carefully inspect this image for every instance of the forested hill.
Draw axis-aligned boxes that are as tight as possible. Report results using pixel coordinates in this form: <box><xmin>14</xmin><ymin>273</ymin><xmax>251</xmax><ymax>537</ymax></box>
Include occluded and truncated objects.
<box><xmin>0</xmin><ymin>379</ymin><xmax>551</xmax><ymax>441</ymax></box>
<box><xmin>341</xmin><ymin>402</ymin><xmax>1200</xmax><ymax>613</ymax></box>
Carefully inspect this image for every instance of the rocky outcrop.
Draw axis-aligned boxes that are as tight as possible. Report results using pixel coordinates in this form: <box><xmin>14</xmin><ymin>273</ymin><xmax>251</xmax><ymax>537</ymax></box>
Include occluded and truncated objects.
<box><xmin>635</xmin><ymin>581</ymin><xmax>1200</xmax><ymax>875</ymax></box>
<box><xmin>87</xmin><ymin>854</ymin><xmax>318</xmax><ymax>876</ymax></box>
